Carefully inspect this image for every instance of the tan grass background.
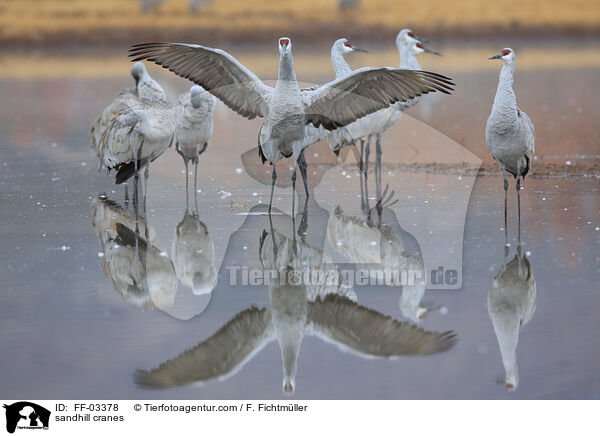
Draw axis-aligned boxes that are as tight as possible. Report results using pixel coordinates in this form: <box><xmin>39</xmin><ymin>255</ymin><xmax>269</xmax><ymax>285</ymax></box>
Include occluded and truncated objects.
<box><xmin>1</xmin><ymin>0</ymin><xmax>599</xmax><ymax>44</ymax></box>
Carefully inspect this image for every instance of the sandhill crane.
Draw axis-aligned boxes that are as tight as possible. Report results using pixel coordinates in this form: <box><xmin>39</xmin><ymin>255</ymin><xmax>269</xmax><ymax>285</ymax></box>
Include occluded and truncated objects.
<box><xmin>91</xmin><ymin>194</ymin><xmax>177</xmax><ymax>310</ymax></box>
<box><xmin>328</xmin><ymin>30</ymin><xmax>441</xmax><ymax>205</ymax></box>
<box><xmin>134</xmin><ymin>211</ymin><xmax>456</xmax><ymax>393</ymax></box>
<box><xmin>488</xmin><ymin>244</ymin><xmax>536</xmax><ymax>391</ymax></box>
<box><xmin>91</xmin><ymin>62</ymin><xmax>164</xmax><ymax>168</ymax></box>
<box><xmin>129</xmin><ymin>37</ymin><xmax>454</xmax><ymax>213</ymax></box>
<box><xmin>171</xmin><ymin>209</ymin><xmax>217</xmax><ymax>296</ymax></box>
<box><xmin>90</xmin><ymin>62</ymin><xmax>175</xmax><ymax>190</ymax></box>
<box><xmin>173</xmin><ymin>85</ymin><xmax>216</xmax><ymax>198</ymax></box>
<box><xmin>486</xmin><ymin>48</ymin><xmax>535</xmax><ymax>243</ymax></box>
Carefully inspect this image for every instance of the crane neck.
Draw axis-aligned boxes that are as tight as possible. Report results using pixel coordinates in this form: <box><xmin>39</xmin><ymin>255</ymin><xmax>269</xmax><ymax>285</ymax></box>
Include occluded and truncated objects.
<box><xmin>279</xmin><ymin>328</ymin><xmax>301</xmax><ymax>390</ymax></box>
<box><xmin>277</xmin><ymin>53</ymin><xmax>298</xmax><ymax>88</ymax></box>
<box><xmin>491</xmin><ymin>309</ymin><xmax>520</xmax><ymax>389</ymax></box>
<box><xmin>399</xmin><ymin>284</ymin><xmax>427</xmax><ymax>322</ymax></box>
<box><xmin>137</xmin><ymin>74</ymin><xmax>167</xmax><ymax>102</ymax></box>
<box><xmin>331</xmin><ymin>49</ymin><xmax>352</xmax><ymax>79</ymax></box>
<box><xmin>491</xmin><ymin>62</ymin><xmax>517</xmax><ymax>120</ymax></box>
<box><xmin>399</xmin><ymin>46</ymin><xmax>421</xmax><ymax>70</ymax></box>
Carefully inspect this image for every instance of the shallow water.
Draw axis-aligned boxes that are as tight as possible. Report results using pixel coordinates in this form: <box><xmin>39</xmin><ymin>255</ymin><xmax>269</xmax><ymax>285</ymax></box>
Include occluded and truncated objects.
<box><xmin>1</xmin><ymin>43</ymin><xmax>599</xmax><ymax>399</ymax></box>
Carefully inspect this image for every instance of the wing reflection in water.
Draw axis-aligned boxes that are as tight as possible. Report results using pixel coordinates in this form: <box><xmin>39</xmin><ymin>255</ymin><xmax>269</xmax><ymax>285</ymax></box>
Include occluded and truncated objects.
<box><xmin>134</xmin><ymin>205</ymin><xmax>456</xmax><ymax>394</ymax></box>
<box><xmin>90</xmin><ymin>193</ymin><xmax>177</xmax><ymax>310</ymax></box>
<box><xmin>488</xmin><ymin>244</ymin><xmax>537</xmax><ymax>391</ymax></box>
<box><xmin>327</xmin><ymin>192</ymin><xmax>440</xmax><ymax>322</ymax></box>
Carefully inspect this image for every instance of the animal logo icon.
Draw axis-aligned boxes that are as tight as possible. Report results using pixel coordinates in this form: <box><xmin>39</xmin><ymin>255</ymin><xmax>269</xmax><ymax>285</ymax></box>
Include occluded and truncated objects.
<box><xmin>3</xmin><ymin>402</ymin><xmax>50</xmax><ymax>434</ymax></box>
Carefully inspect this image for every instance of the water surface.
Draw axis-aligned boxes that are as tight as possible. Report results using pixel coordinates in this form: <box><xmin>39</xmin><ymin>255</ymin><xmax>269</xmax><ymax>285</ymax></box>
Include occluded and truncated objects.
<box><xmin>1</xmin><ymin>43</ymin><xmax>599</xmax><ymax>399</ymax></box>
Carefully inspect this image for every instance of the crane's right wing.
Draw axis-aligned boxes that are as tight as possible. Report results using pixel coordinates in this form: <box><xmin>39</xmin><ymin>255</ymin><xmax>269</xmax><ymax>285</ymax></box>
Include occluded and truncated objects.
<box><xmin>133</xmin><ymin>307</ymin><xmax>274</xmax><ymax>389</ymax></box>
<box><xmin>301</xmin><ymin>68</ymin><xmax>454</xmax><ymax>130</ymax></box>
<box><xmin>307</xmin><ymin>294</ymin><xmax>457</xmax><ymax>357</ymax></box>
<box><xmin>130</xmin><ymin>42</ymin><xmax>273</xmax><ymax>119</ymax></box>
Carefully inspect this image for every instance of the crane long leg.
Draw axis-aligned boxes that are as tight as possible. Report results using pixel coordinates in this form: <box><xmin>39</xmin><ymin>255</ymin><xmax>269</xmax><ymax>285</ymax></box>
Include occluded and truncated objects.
<box><xmin>268</xmin><ymin>164</ymin><xmax>277</xmax><ymax>214</ymax></box>
<box><xmin>124</xmin><ymin>183</ymin><xmax>129</xmax><ymax>205</ymax></box>
<box><xmin>143</xmin><ymin>165</ymin><xmax>149</xmax><ymax>215</ymax></box>
<box><xmin>359</xmin><ymin>139</ymin><xmax>366</xmax><ymax>212</ymax></box>
<box><xmin>133</xmin><ymin>148</ymin><xmax>140</xmax><ymax>227</ymax></box>
<box><xmin>291</xmin><ymin>163</ymin><xmax>297</xmax><ymax>221</ymax></box>
<box><xmin>516</xmin><ymin>172</ymin><xmax>522</xmax><ymax>246</ymax></box>
<box><xmin>291</xmin><ymin>205</ymin><xmax>298</xmax><ymax>255</ymax></box>
<box><xmin>359</xmin><ymin>139</ymin><xmax>365</xmax><ymax>174</ymax></box>
<box><xmin>290</xmin><ymin>162</ymin><xmax>299</xmax><ymax>254</ymax></box>
<box><xmin>298</xmin><ymin>149</ymin><xmax>309</xmax><ymax>200</ymax></box>
<box><xmin>268</xmin><ymin>208</ymin><xmax>278</xmax><ymax>259</ymax></box>
<box><xmin>501</xmin><ymin>166</ymin><xmax>508</xmax><ymax>246</ymax></box>
<box><xmin>184</xmin><ymin>158</ymin><xmax>189</xmax><ymax>212</ymax></box>
<box><xmin>298</xmin><ymin>199</ymin><xmax>308</xmax><ymax>242</ymax></box>
<box><xmin>363</xmin><ymin>136</ymin><xmax>371</xmax><ymax>213</ymax></box>
<box><xmin>194</xmin><ymin>158</ymin><xmax>199</xmax><ymax>214</ymax></box>
<box><xmin>375</xmin><ymin>134</ymin><xmax>382</xmax><ymax>213</ymax></box>
<box><xmin>133</xmin><ymin>175</ymin><xmax>140</xmax><ymax>258</ymax></box>
<box><xmin>144</xmin><ymin>168</ymin><xmax>150</xmax><ymax>244</ymax></box>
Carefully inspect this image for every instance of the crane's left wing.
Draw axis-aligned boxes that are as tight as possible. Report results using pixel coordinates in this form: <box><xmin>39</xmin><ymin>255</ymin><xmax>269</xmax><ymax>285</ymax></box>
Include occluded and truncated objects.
<box><xmin>134</xmin><ymin>307</ymin><xmax>274</xmax><ymax>389</ymax></box>
<box><xmin>302</xmin><ymin>68</ymin><xmax>454</xmax><ymax>130</ymax></box>
<box><xmin>518</xmin><ymin>108</ymin><xmax>535</xmax><ymax>158</ymax></box>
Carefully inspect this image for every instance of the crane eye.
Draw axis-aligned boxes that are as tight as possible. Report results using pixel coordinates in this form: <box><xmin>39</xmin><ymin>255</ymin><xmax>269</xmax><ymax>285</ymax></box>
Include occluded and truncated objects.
<box><xmin>416</xmin><ymin>43</ymin><xmax>423</xmax><ymax>48</ymax></box>
<box><xmin>343</xmin><ymin>42</ymin><xmax>352</xmax><ymax>48</ymax></box>
<box><xmin>408</xmin><ymin>32</ymin><xmax>414</xmax><ymax>37</ymax></box>
<box><xmin>501</xmin><ymin>49</ymin><xmax>511</xmax><ymax>55</ymax></box>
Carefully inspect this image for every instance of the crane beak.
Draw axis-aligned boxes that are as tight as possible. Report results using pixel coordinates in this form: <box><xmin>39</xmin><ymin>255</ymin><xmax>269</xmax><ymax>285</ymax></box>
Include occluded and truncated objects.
<box><xmin>422</xmin><ymin>46</ymin><xmax>442</xmax><ymax>56</ymax></box>
<box><xmin>488</xmin><ymin>53</ymin><xmax>503</xmax><ymax>60</ymax></box>
<box><xmin>413</xmin><ymin>35</ymin><xmax>431</xmax><ymax>43</ymax></box>
<box><xmin>352</xmin><ymin>45</ymin><xmax>372</xmax><ymax>54</ymax></box>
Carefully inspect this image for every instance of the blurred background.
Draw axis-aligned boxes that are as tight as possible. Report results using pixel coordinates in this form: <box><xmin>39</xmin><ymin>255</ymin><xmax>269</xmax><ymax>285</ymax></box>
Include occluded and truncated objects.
<box><xmin>1</xmin><ymin>0</ymin><xmax>599</xmax><ymax>45</ymax></box>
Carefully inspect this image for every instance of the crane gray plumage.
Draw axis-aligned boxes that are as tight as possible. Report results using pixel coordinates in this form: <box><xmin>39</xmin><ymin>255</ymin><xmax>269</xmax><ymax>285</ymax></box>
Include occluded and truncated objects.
<box><xmin>134</xmin><ymin>219</ymin><xmax>456</xmax><ymax>392</ymax></box>
<box><xmin>328</xmin><ymin>30</ymin><xmax>442</xmax><ymax>203</ymax></box>
<box><xmin>129</xmin><ymin>37</ymin><xmax>454</xmax><ymax>211</ymax></box>
<box><xmin>91</xmin><ymin>195</ymin><xmax>177</xmax><ymax>310</ymax></box>
<box><xmin>90</xmin><ymin>62</ymin><xmax>175</xmax><ymax>184</ymax></box>
<box><xmin>488</xmin><ymin>246</ymin><xmax>536</xmax><ymax>391</ymax></box>
<box><xmin>90</xmin><ymin>62</ymin><xmax>160</xmax><ymax>167</ymax></box>
<box><xmin>173</xmin><ymin>84</ymin><xmax>216</xmax><ymax>195</ymax></box>
<box><xmin>485</xmin><ymin>48</ymin><xmax>535</xmax><ymax>242</ymax></box>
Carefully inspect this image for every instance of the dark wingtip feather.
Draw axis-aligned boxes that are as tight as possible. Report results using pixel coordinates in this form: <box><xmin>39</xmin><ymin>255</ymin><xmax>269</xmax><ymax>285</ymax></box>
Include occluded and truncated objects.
<box><xmin>133</xmin><ymin>369</ymin><xmax>171</xmax><ymax>390</ymax></box>
<box><xmin>115</xmin><ymin>161</ymin><xmax>136</xmax><ymax>184</ymax></box>
<box><xmin>115</xmin><ymin>157</ymin><xmax>151</xmax><ymax>184</ymax></box>
<box><xmin>430</xmin><ymin>331</ymin><xmax>458</xmax><ymax>353</ymax></box>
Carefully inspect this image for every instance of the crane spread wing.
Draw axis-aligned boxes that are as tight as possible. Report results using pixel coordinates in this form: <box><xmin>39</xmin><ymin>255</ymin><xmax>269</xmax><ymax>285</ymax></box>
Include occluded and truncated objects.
<box><xmin>129</xmin><ymin>42</ymin><xmax>273</xmax><ymax>119</ymax></box>
<box><xmin>134</xmin><ymin>307</ymin><xmax>274</xmax><ymax>389</ymax></box>
<box><xmin>307</xmin><ymin>294</ymin><xmax>457</xmax><ymax>357</ymax></box>
<box><xmin>302</xmin><ymin>68</ymin><xmax>454</xmax><ymax>130</ymax></box>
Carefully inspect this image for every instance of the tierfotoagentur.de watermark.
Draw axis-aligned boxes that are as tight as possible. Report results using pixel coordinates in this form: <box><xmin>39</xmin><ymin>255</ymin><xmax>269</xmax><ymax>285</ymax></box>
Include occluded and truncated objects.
<box><xmin>226</xmin><ymin>265</ymin><xmax>458</xmax><ymax>287</ymax></box>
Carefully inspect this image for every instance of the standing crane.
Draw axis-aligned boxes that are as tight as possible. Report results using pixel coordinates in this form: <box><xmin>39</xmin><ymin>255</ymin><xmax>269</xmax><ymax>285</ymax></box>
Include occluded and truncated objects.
<box><xmin>486</xmin><ymin>48</ymin><xmax>535</xmax><ymax>244</ymax></box>
<box><xmin>173</xmin><ymin>84</ymin><xmax>216</xmax><ymax>202</ymax></box>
